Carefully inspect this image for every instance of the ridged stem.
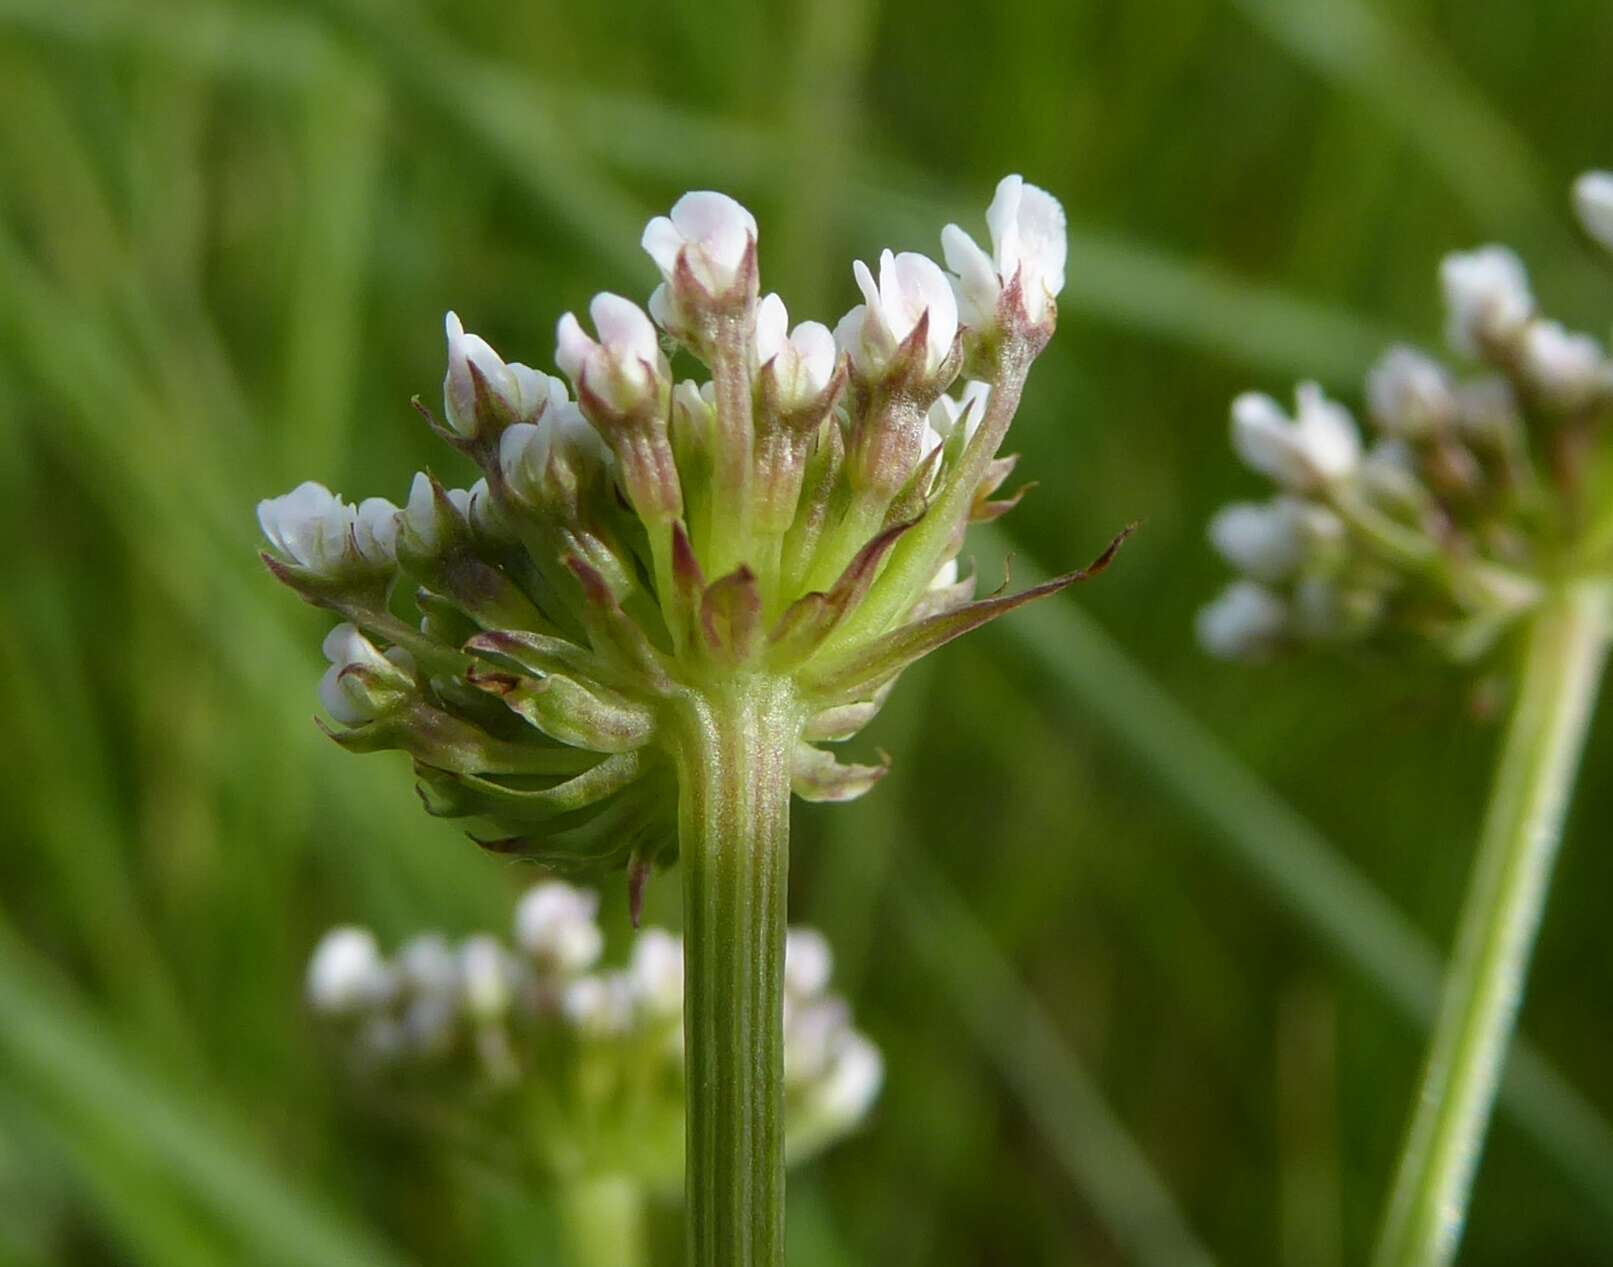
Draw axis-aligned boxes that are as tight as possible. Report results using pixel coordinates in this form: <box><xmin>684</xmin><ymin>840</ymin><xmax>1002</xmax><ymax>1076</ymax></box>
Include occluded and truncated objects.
<box><xmin>1372</xmin><ymin>579</ymin><xmax>1612</xmax><ymax>1267</ymax></box>
<box><xmin>671</xmin><ymin>675</ymin><xmax>799</xmax><ymax>1267</ymax></box>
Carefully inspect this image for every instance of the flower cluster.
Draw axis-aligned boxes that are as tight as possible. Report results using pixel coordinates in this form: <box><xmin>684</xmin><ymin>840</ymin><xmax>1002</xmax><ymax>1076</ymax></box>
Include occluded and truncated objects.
<box><xmin>307</xmin><ymin>880</ymin><xmax>882</xmax><ymax>1186</ymax></box>
<box><xmin>259</xmin><ymin>176</ymin><xmax>1122</xmax><ymax>895</ymax></box>
<box><xmin>1198</xmin><ymin>171</ymin><xmax>1613</xmax><ymax>663</ymax></box>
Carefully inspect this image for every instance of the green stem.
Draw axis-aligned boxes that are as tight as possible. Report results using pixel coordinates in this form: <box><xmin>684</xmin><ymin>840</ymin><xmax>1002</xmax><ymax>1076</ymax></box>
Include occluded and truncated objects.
<box><xmin>670</xmin><ymin>675</ymin><xmax>799</xmax><ymax>1267</ymax></box>
<box><xmin>557</xmin><ymin>1173</ymin><xmax>648</xmax><ymax>1267</ymax></box>
<box><xmin>1372</xmin><ymin>579</ymin><xmax>1612</xmax><ymax>1267</ymax></box>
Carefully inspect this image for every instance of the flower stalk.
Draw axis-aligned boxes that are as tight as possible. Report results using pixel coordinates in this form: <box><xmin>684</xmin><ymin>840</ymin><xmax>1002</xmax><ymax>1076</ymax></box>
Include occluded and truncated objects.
<box><xmin>1372</xmin><ymin>578</ymin><xmax>1612</xmax><ymax>1267</ymax></box>
<box><xmin>672</xmin><ymin>677</ymin><xmax>798</xmax><ymax>1267</ymax></box>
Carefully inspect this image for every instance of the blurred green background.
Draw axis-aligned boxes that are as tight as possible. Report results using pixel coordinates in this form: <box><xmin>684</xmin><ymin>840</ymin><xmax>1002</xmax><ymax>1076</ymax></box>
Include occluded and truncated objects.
<box><xmin>3</xmin><ymin>0</ymin><xmax>1613</xmax><ymax>1263</ymax></box>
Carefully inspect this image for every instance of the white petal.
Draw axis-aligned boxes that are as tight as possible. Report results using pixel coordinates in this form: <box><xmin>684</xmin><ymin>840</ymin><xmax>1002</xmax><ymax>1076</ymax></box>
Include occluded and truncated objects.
<box><xmin>1440</xmin><ymin>246</ymin><xmax>1532</xmax><ymax>358</ymax></box>
<box><xmin>940</xmin><ymin>222</ymin><xmax>1000</xmax><ymax>327</ymax></box>
<box><xmin>317</xmin><ymin>663</ymin><xmax>369</xmax><ymax>726</ymax></box>
<box><xmin>628</xmin><ymin>928</ymin><xmax>684</xmax><ymax>1017</ymax></box>
<box><xmin>307</xmin><ymin>926</ymin><xmax>392</xmax><ymax>1015</ymax></box>
<box><xmin>640</xmin><ymin>215</ymin><xmax>683</xmax><ymax>277</ymax></box>
<box><xmin>813</xmin><ymin>1031</ymin><xmax>884</xmax><ymax>1127</ymax></box>
<box><xmin>789</xmin><ymin>321</ymin><xmax>837</xmax><ymax>395</ymax></box>
<box><xmin>755</xmin><ymin>292</ymin><xmax>789</xmax><ymax>366</ymax></box>
<box><xmin>1573</xmin><ymin>171</ymin><xmax>1613</xmax><ymax>253</ymax></box>
<box><xmin>589</xmin><ymin>292</ymin><xmax>659</xmax><ymax>364</ymax></box>
<box><xmin>785</xmin><ymin>928</ymin><xmax>833</xmax><ymax>999</ymax></box>
<box><xmin>554</xmin><ymin>312</ymin><xmax>592</xmax><ymax>382</ymax></box>
<box><xmin>515</xmin><ymin>881</ymin><xmax>603</xmax><ymax>974</ymax></box>
<box><xmin>985</xmin><ymin>174</ymin><xmax>1026</xmax><ymax>278</ymax></box>
<box><xmin>1195</xmin><ymin>580</ymin><xmax>1288</xmax><ymax>659</ymax></box>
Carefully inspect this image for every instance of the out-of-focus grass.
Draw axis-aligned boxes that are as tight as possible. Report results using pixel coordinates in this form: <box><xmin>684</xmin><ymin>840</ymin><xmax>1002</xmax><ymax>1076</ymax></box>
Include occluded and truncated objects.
<box><xmin>3</xmin><ymin>1</ymin><xmax>1613</xmax><ymax>1264</ymax></box>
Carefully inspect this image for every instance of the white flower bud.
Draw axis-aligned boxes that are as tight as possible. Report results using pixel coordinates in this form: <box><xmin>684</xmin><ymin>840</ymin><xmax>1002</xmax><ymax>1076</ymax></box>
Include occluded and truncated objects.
<box><xmin>561</xmin><ymin>973</ymin><xmax>633</xmax><ymax>1037</ymax></box>
<box><xmin>1520</xmin><ymin>319</ymin><xmax>1607</xmax><ymax>410</ymax></box>
<box><xmin>1207</xmin><ymin>497</ymin><xmax>1339</xmax><ymax>584</ymax></box>
<box><xmin>1441</xmin><ymin>246</ymin><xmax>1532</xmax><ymax>358</ymax></box>
<box><xmin>627</xmin><ymin>928</ymin><xmax>684</xmax><ymax>1019</ymax></box>
<box><xmin>755</xmin><ymin>293</ymin><xmax>837</xmax><ymax>409</ymax></box>
<box><xmin>1231</xmin><ymin>384</ymin><xmax>1361</xmax><ymax>490</ymax></box>
<box><xmin>459</xmin><ymin>933</ymin><xmax>513</xmax><ymax>1021</ymax></box>
<box><xmin>514</xmin><ymin>881</ymin><xmax>603</xmax><ymax>974</ymax></box>
<box><xmin>810</xmin><ymin>1031</ymin><xmax>884</xmax><ymax>1130</ymax></box>
<box><xmin>397</xmin><ymin>932</ymin><xmax>460</xmax><ymax>999</ymax></box>
<box><xmin>443</xmin><ymin>311</ymin><xmax>529</xmax><ymax>437</ymax></box>
<box><xmin>641</xmin><ymin>191</ymin><xmax>758</xmax><ymax>298</ymax></box>
<box><xmin>403</xmin><ymin>993</ymin><xmax>460</xmax><ymax>1057</ymax></box>
<box><xmin>306</xmin><ymin>926</ymin><xmax>394</xmax><ymax>1015</ymax></box>
<box><xmin>926</xmin><ymin>380</ymin><xmax>991</xmax><ymax>444</ymax></box>
<box><xmin>1573</xmin><ymin>170</ymin><xmax>1613</xmax><ymax>253</ymax></box>
<box><xmin>1366</xmin><ymin>345</ymin><xmax>1456</xmax><ymax>440</ymax></box>
<box><xmin>835</xmin><ymin>249</ymin><xmax>958</xmax><ymax>381</ymax></box>
<box><xmin>555</xmin><ymin>294</ymin><xmax>666</xmax><ymax>416</ymax></box>
<box><xmin>318</xmin><ymin>623</ymin><xmax>407</xmax><ymax>725</ymax></box>
<box><xmin>400</xmin><ymin>472</ymin><xmax>469</xmax><ymax>554</ymax></box>
<box><xmin>258</xmin><ymin>481</ymin><xmax>380</xmax><ymax>578</ymax></box>
<box><xmin>785</xmin><ymin>997</ymin><xmax>851</xmax><ymax>1087</ymax></box>
<box><xmin>941</xmin><ymin>174</ymin><xmax>1067</xmax><ymax>329</ymax></box>
<box><xmin>784</xmin><ymin>928</ymin><xmax>833</xmax><ymax>1000</ymax></box>
<box><xmin>929</xmin><ymin>557</ymin><xmax>960</xmax><ymax>590</ymax></box>
<box><xmin>1195</xmin><ymin>580</ymin><xmax>1288</xmax><ymax>660</ymax></box>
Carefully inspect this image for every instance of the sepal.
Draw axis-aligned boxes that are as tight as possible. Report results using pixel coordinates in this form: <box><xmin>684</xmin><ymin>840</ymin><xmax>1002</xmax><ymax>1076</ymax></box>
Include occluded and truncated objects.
<box><xmin>791</xmin><ymin>743</ymin><xmax>890</xmax><ymax>803</ymax></box>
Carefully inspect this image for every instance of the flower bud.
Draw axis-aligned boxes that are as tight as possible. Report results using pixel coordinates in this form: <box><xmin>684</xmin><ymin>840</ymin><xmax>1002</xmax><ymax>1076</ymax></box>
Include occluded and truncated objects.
<box><xmin>755</xmin><ymin>293</ymin><xmax>838</xmax><ymax>412</ymax></box>
<box><xmin>1231</xmin><ymin>384</ymin><xmax>1361</xmax><ymax>491</ymax></box>
<box><xmin>459</xmin><ymin>933</ymin><xmax>513</xmax><ymax>1021</ymax></box>
<box><xmin>810</xmin><ymin>1031</ymin><xmax>884</xmax><ymax>1130</ymax></box>
<box><xmin>307</xmin><ymin>926</ymin><xmax>394</xmax><ymax>1015</ymax></box>
<box><xmin>400</xmin><ymin>471</ymin><xmax>471</xmax><ymax>556</ymax></box>
<box><xmin>561</xmin><ymin>973</ymin><xmax>633</xmax><ymax>1037</ymax></box>
<box><xmin>318</xmin><ymin>623</ymin><xmax>413</xmax><ymax>724</ymax></box>
<box><xmin>784</xmin><ymin>928</ymin><xmax>833</xmax><ymax>1000</ymax></box>
<box><xmin>1195</xmin><ymin>580</ymin><xmax>1288</xmax><ymax>660</ymax></box>
<box><xmin>784</xmin><ymin>997</ymin><xmax>851</xmax><ymax>1087</ymax></box>
<box><xmin>1454</xmin><ymin>377</ymin><xmax>1521</xmax><ymax>450</ymax></box>
<box><xmin>926</xmin><ymin>380</ymin><xmax>991</xmax><ymax>444</ymax></box>
<box><xmin>1520</xmin><ymin>319</ymin><xmax>1607</xmax><ymax>411</ymax></box>
<box><xmin>628</xmin><ymin>928</ymin><xmax>684</xmax><ymax>1019</ymax></box>
<box><xmin>556</xmin><ymin>294</ymin><xmax>669</xmax><ymax>417</ymax></box>
<box><xmin>642</xmin><ymin>190</ymin><xmax>759</xmax><ymax>339</ymax></box>
<box><xmin>1366</xmin><ymin>345</ymin><xmax>1457</xmax><ymax>440</ymax></box>
<box><xmin>941</xmin><ymin>173</ymin><xmax>1067</xmax><ymax>332</ymax></box>
<box><xmin>498</xmin><ymin>389</ymin><xmax>610</xmax><ymax>519</ymax></box>
<box><xmin>397</xmin><ymin>933</ymin><xmax>460</xmax><ymax>999</ymax></box>
<box><xmin>1207</xmin><ymin>497</ymin><xmax>1341</xmax><ymax>584</ymax></box>
<box><xmin>443</xmin><ymin>312</ymin><xmax>550</xmax><ymax>438</ymax></box>
<box><xmin>835</xmin><ymin>249</ymin><xmax>958</xmax><ymax>385</ymax></box>
<box><xmin>514</xmin><ymin>881</ymin><xmax>604</xmax><ymax>974</ymax></box>
<box><xmin>1441</xmin><ymin>246</ymin><xmax>1532</xmax><ymax>359</ymax></box>
<box><xmin>1573</xmin><ymin>170</ymin><xmax>1613</xmax><ymax>254</ymax></box>
<box><xmin>259</xmin><ymin>482</ymin><xmax>398</xmax><ymax>581</ymax></box>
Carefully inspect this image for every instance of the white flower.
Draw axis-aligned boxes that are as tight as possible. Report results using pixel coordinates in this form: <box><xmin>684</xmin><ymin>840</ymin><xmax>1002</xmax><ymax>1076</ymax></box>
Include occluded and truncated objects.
<box><xmin>259</xmin><ymin>481</ymin><xmax>393</xmax><ymax>576</ymax></box>
<box><xmin>1573</xmin><ymin>171</ymin><xmax>1613</xmax><ymax>253</ymax></box>
<box><xmin>785</xmin><ymin>928</ymin><xmax>833</xmax><ymax>1000</ymax></box>
<box><xmin>498</xmin><ymin>384</ymin><xmax>608</xmax><ymax>509</ymax></box>
<box><xmin>400</xmin><ymin>472</ymin><xmax>469</xmax><ymax>554</ymax></box>
<box><xmin>1195</xmin><ymin>580</ymin><xmax>1288</xmax><ymax>660</ymax></box>
<box><xmin>810</xmin><ymin>1031</ymin><xmax>884</xmax><ymax>1129</ymax></box>
<box><xmin>306</xmin><ymin>926</ymin><xmax>393</xmax><ymax>1015</ymax></box>
<box><xmin>926</xmin><ymin>380</ymin><xmax>991</xmax><ymax>444</ymax></box>
<box><xmin>442</xmin><ymin>312</ymin><xmax>548</xmax><ymax>436</ymax></box>
<box><xmin>556</xmin><ymin>294</ymin><xmax>664</xmax><ymax>414</ymax></box>
<box><xmin>627</xmin><ymin>928</ymin><xmax>684</xmax><ymax>1019</ymax></box>
<box><xmin>1520</xmin><ymin>319</ymin><xmax>1607</xmax><ymax>410</ymax></box>
<box><xmin>514</xmin><ymin>881</ymin><xmax>604</xmax><ymax>974</ymax></box>
<box><xmin>835</xmin><ymin>249</ymin><xmax>958</xmax><ymax>380</ymax></box>
<box><xmin>1441</xmin><ymin>246</ymin><xmax>1532</xmax><ymax>358</ymax></box>
<box><xmin>784</xmin><ymin>997</ymin><xmax>850</xmax><ymax>1086</ymax></box>
<box><xmin>941</xmin><ymin>174</ymin><xmax>1067</xmax><ymax>327</ymax></box>
<box><xmin>754</xmin><ymin>293</ymin><xmax>837</xmax><ymax>407</ymax></box>
<box><xmin>1231</xmin><ymin>384</ymin><xmax>1361</xmax><ymax>490</ymax></box>
<box><xmin>1366</xmin><ymin>345</ymin><xmax>1455</xmax><ymax>439</ymax></box>
<box><xmin>459</xmin><ymin>933</ymin><xmax>513</xmax><ymax>1021</ymax></box>
<box><xmin>318</xmin><ymin>623</ymin><xmax>401</xmax><ymax>725</ymax></box>
<box><xmin>561</xmin><ymin>973</ymin><xmax>633</xmax><ymax>1037</ymax></box>
<box><xmin>641</xmin><ymin>191</ymin><xmax>757</xmax><ymax>297</ymax></box>
<box><xmin>397</xmin><ymin>933</ymin><xmax>460</xmax><ymax>999</ymax></box>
